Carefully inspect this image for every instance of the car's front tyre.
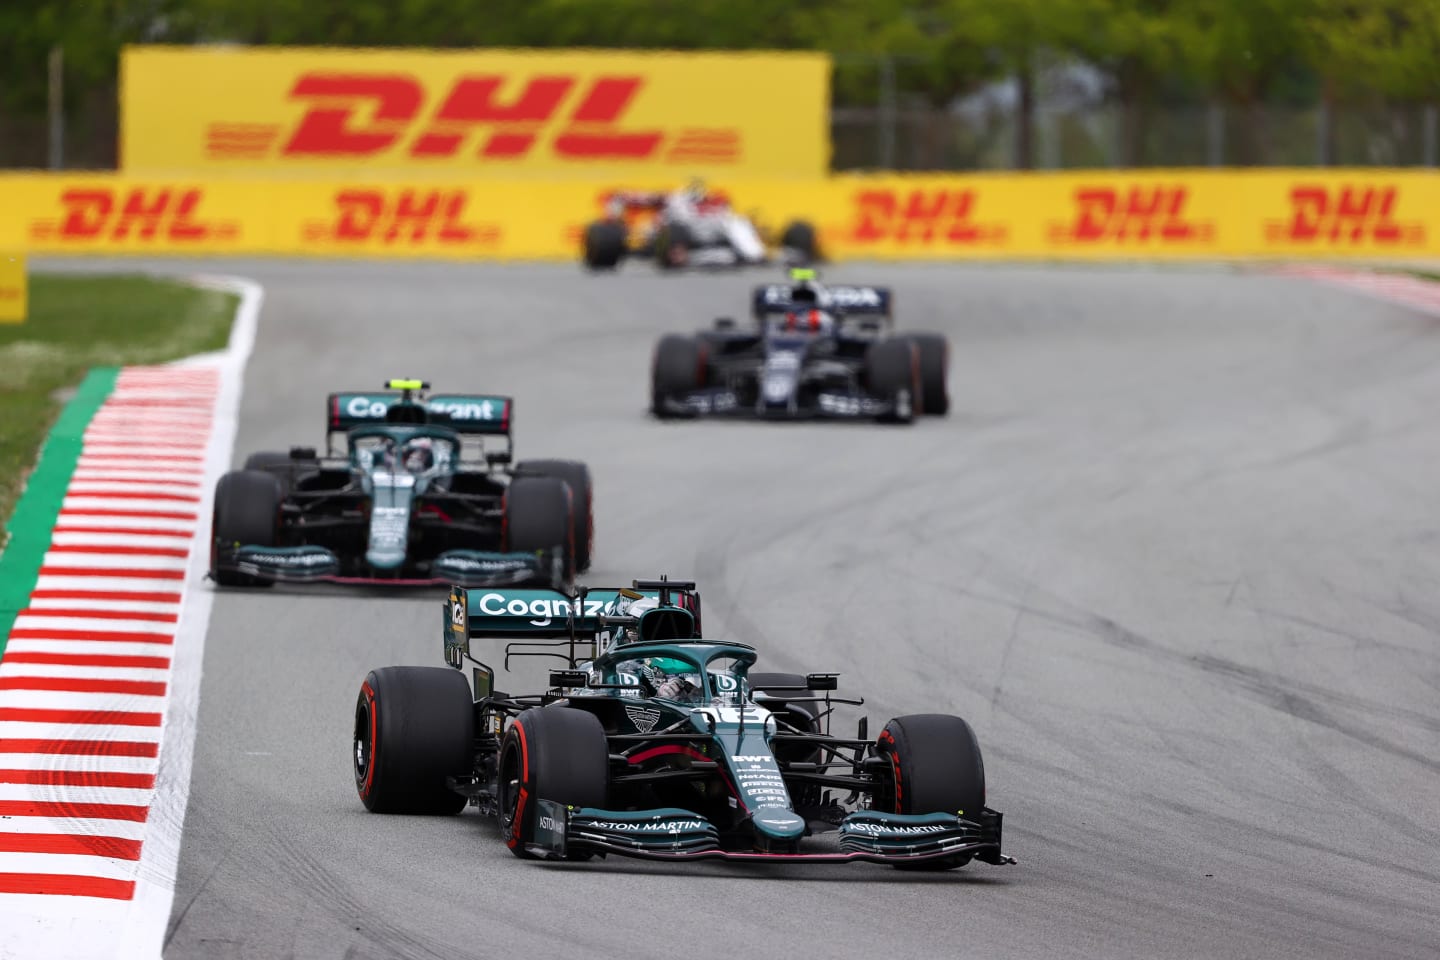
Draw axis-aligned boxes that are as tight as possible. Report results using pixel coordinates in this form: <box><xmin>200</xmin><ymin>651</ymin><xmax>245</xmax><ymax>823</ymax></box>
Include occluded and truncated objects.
<box><xmin>873</xmin><ymin>713</ymin><xmax>986</xmax><ymax>870</ymax></box>
<box><xmin>498</xmin><ymin>706</ymin><xmax>609</xmax><ymax>859</ymax></box>
<box><xmin>210</xmin><ymin>469</ymin><xmax>282</xmax><ymax>587</ymax></box>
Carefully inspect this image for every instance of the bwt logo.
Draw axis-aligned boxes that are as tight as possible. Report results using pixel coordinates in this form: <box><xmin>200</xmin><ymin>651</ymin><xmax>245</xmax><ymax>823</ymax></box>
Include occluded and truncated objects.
<box><xmin>206</xmin><ymin>72</ymin><xmax>738</xmax><ymax>164</ymax></box>
<box><xmin>30</xmin><ymin>188</ymin><xmax>239</xmax><ymax>243</ymax></box>
<box><xmin>1049</xmin><ymin>186</ymin><xmax>1214</xmax><ymax>244</ymax></box>
<box><xmin>1265</xmin><ymin>185</ymin><xmax>1424</xmax><ymax>245</ymax></box>
<box><xmin>849</xmin><ymin>189</ymin><xmax>1006</xmax><ymax>245</ymax></box>
<box><xmin>301</xmin><ymin>189</ymin><xmax>501</xmax><ymax>246</ymax></box>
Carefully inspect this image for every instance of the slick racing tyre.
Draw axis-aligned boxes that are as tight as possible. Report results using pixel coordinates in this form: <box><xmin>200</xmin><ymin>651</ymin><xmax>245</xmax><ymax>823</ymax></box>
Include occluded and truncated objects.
<box><xmin>503</xmin><ymin>475</ymin><xmax>575</xmax><ymax>584</ymax></box>
<box><xmin>655</xmin><ymin>222</ymin><xmax>694</xmax><ymax>270</ymax></box>
<box><xmin>243</xmin><ymin>449</ymin><xmax>319</xmax><ymax>494</ymax></box>
<box><xmin>905</xmin><ymin>333</ymin><xmax>950</xmax><ymax>416</ymax></box>
<box><xmin>514</xmin><ymin>459</ymin><xmax>594</xmax><ymax>574</ymax></box>
<box><xmin>243</xmin><ymin>451</ymin><xmax>292</xmax><ymax>472</ymax></box>
<box><xmin>582</xmin><ymin>220</ymin><xmax>626</xmax><ymax>270</ymax></box>
<box><xmin>863</xmin><ymin>338</ymin><xmax>919</xmax><ymax>424</ymax></box>
<box><xmin>499</xmin><ymin>706</ymin><xmax>609</xmax><ymax>859</ymax></box>
<box><xmin>874</xmin><ymin>714</ymin><xmax>986</xmax><ymax>870</ymax></box>
<box><xmin>651</xmin><ymin>334</ymin><xmax>707</xmax><ymax>418</ymax></box>
<box><xmin>210</xmin><ymin>469</ymin><xmax>282</xmax><ymax>588</ymax></box>
<box><xmin>779</xmin><ymin>220</ymin><xmax>820</xmax><ymax>264</ymax></box>
<box><xmin>354</xmin><ymin>666</ymin><xmax>473</xmax><ymax>815</ymax></box>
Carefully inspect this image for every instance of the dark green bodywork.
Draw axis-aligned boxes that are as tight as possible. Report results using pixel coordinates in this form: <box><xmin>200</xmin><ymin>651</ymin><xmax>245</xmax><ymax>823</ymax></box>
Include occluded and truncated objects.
<box><xmin>437</xmin><ymin>582</ymin><xmax>1012</xmax><ymax>866</ymax></box>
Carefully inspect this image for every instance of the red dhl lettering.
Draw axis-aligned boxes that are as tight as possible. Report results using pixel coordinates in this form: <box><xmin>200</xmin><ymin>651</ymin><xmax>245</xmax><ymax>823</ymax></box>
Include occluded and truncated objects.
<box><xmin>29</xmin><ymin>188</ymin><xmax>238</xmax><ymax>243</ymax></box>
<box><xmin>301</xmin><ymin>188</ymin><xmax>501</xmax><ymax>246</ymax></box>
<box><xmin>205</xmin><ymin>72</ymin><xmax>739</xmax><ymax>164</ymax></box>
<box><xmin>1049</xmin><ymin>186</ymin><xmax>1213</xmax><ymax>244</ymax></box>
<box><xmin>264</xmin><ymin>72</ymin><xmax>664</xmax><ymax>161</ymax></box>
<box><xmin>1265</xmin><ymin>185</ymin><xmax>1424</xmax><ymax>245</ymax></box>
<box><xmin>849</xmin><ymin>189</ymin><xmax>1006</xmax><ymax>245</ymax></box>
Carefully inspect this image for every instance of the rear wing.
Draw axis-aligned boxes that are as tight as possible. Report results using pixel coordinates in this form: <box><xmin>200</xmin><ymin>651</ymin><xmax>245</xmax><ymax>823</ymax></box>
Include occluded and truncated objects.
<box><xmin>752</xmin><ymin>284</ymin><xmax>892</xmax><ymax>318</ymax></box>
<box><xmin>443</xmin><ymin>580</ymin><xmax>703</xmax><ymax>678</ymax></box>
<box><xmin>327</xmin><ymin>391</ymin><xmax>512</xmax><ymax>435</ymax></box>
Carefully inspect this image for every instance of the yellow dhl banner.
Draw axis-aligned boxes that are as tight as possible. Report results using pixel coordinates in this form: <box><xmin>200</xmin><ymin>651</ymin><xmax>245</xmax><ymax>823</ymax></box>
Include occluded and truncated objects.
<box><xmin>1</xmin><ymin>171</ymin><xmax>1435</xmax><ymax>260</ymax></box>
<box><xmin>120</xmin><ymin>46</ymin><xmax>831</xmax><ymax>179</ymax></box>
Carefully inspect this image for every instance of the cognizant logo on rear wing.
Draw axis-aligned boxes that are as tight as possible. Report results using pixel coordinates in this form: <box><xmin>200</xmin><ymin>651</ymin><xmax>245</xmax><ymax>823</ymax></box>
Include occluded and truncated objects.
<box><xmin>465</xmin><ymin>589</ymin><xmax>640</xmax><ymax>631</ymax></box>
<box><xmin>327</xmin><ymin>391</ymin><xmax>512</xmax><ymax>433</ymax></box>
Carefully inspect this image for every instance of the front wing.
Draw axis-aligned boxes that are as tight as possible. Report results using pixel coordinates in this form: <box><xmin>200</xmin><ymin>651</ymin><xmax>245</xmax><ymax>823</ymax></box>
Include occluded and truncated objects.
<box><xmin>528</xmin><ymin>801</ymin><xmax>1014</xmax><ymax>866</ymax></box>
<box><xmin>211</xmin><ymin>543</ymin><xmax>564</xmax><ymax>588</ymax></box>
<box><xmin>656</xmin><ymin>387</ymin><xmax>907</xmax><ymax>421</ymax></box>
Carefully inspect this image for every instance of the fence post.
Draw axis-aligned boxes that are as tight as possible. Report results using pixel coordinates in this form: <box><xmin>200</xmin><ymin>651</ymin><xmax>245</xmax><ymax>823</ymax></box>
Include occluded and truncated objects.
<box><xmin>1207</xmin><ymin>101</ymin><xmax>1225</xmax><ymax>167</ymax></box>
<box><xmin>47</xmin><ymin>45</ymin><xmax>64</xmax><ymax>170</ymax></box>
<box><xmin>1424</xmin><ymin>104</ymin><xmax>1438</xmax><ymax>167</ymax></box>
<box><xmin>1316</xmin><ymin>96</ymin><xmax>1334</xmax><ymax>166</ymax></box>
<box><xmin>878</xmin><ymin>55</ymin><xmax>897</xmax><ymax>170</ymax></box>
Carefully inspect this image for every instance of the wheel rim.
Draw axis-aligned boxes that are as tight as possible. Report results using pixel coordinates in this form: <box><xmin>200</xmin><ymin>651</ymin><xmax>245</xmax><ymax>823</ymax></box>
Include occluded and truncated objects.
<box><xmin>353</xmin><ymin>700</ymin><xmax>373</xmax><ymax>792</ymax></box>
<box><xmin>497</xmin><ymin>739</ymin><xmax>522</xmax><ymax>840</ymax></box>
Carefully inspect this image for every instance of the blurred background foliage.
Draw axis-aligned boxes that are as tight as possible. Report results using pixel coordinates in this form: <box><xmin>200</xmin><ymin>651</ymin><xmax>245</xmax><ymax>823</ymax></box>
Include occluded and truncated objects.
<box><xmin>3</xmin><ymin>0</ymin><xmax>1438</xmax><ymax>169</ymax></box>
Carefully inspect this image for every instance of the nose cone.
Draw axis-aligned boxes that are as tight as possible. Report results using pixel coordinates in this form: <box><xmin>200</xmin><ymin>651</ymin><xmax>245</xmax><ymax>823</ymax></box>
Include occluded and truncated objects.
<box><xmin>751</xmin><ymin>809</ymin><xmax>806</xmax><ymax>841</ymax></box>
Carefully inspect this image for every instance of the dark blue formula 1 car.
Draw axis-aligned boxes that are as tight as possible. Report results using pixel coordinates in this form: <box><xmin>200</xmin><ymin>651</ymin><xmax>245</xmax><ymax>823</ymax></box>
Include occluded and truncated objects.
<box><xmin>650</xmin><ymin>269</ymin><xmax>949</xmax><ymax>423</ymax></box>
<box><xmin>210</xmin><ymin>380</ymin><xmax>593</xmax><ymax>589</ymax></box>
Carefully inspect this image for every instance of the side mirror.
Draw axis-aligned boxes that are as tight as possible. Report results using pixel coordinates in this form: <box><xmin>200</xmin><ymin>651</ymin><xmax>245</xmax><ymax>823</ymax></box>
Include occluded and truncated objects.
<box><xmin>549</xmin><ymin>670</ymin><xmax>588</xmax><ymax>689</ymax></box>
<box><xmin>713</xmin><ymin>316</ymin><xmax>736</xmax><ymax>330</ymax></box>
<box><xmin>289</xmin><ymin>446</ymin><xmax>317</xmax><ymax>460</ymax></box>
<box><xmin>486</xmin><ymin>451</ymin><xmax>512</xmax><ymax>466</ymax></box>
<box><xmin>806</xmin><ymin>673</ymin><xmax>838</xmax><ymax>691</ymax></box>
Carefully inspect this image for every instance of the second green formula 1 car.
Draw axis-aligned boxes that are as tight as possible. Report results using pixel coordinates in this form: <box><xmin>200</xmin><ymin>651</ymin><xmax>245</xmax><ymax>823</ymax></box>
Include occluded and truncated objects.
<box><xmin>210</xmin><ymin>380</ymin><xmax>593</xmax><ymax>589</ymax></box>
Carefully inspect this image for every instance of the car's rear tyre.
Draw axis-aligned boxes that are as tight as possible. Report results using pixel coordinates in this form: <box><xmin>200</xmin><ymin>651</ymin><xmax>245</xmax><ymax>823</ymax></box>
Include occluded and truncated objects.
<box><xmin>210</xmin><ymin>469</ymin><xmax>282</xmax><ymax>587</ymax></box>
<box><xmin>514</xmin><ymin>459</ymin><xmax>594</xmax><ymax>574</ymax></box>
<box><xmin>863</xmin><ymin>339</ymin><xmax>918</xmax><ymax>424</ymax></box>
<box><xmin>651</xmin><ymin>334</ymin><xmax>706</xmax><ymax>418</ymax></box>
<box><xmin>905</xmin><ymin>333</ymin><xmax>949</xmax><ymax>416</ymax></box>
<box><xmin>503</xmin><ymin>476</ymin><xmax>575</xmax><ymax>584</ymax></box>
<box><xmin>354</xmin><ymin>666</ymin><xmax>473</xmax><ymax>815</ymax></box>
<box><xmin>655</xmin><ymin>222</ymin><xmax>694</xmax><ymax>270</ymax></box>
<box><xmin>779</xmin><ymin>220</ymin><xmax>819</xmax><ymax>264</ymax></box>
<box><xmin>873</xmin><ymin>713</ymin><xmax>986</xmax><ymax>870</ymax></box>
<box><xmin>498</xmin><ymin>706</ymin><xmax>609</xmax><ymax>859</ymax></box>
<box><xmin>243</xmin><ymin>449</ymin><xmax>319</xmax><ymax>494</ymax></box>
<box><xmin>242</xmin><ymin>451</ymin><xmax>291</xmax><ymax>472</ymax></box>
<box><xmin>582</xmin><ymin>220</ymin><xmax>626</xmax><ymax>270</ymax></box>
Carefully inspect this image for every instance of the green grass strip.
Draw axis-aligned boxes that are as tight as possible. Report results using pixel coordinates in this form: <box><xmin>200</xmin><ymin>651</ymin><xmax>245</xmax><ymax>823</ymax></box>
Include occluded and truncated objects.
<box><xmin>0</xmin><ymin>274</ymin><xmax>236</xmax><ymax>526</ymax></box>
<box><xmin>0</xmin><ymin>367</ymin><xmax>118</xmax><ymax>655</ymax></box>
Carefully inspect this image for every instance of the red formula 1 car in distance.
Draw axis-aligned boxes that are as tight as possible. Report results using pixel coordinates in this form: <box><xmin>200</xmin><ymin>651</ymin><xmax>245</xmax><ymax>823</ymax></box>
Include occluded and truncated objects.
<box><xmin>581</xmin><ymin>181</ymin><xmax>819</xmax><ymax>271</ymax></box>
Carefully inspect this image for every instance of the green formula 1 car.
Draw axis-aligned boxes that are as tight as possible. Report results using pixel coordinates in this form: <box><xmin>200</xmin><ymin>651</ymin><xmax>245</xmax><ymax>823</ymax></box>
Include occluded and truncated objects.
<box><xmin>211</xmin><ymin>380</ymin><xmax>592</xmax><ymax>589</ymax></box>
<box><xmin>352</xmin><ymin>577</ymin><xmax>1013</xmax><ymax>869</ymax></box>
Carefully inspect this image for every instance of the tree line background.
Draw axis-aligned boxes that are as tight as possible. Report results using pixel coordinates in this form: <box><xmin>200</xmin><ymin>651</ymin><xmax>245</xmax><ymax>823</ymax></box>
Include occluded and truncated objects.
<box><xmin>3</xmin><ymin>0</ymin><xmax>1439</xmax><ymax>170</ymax></box>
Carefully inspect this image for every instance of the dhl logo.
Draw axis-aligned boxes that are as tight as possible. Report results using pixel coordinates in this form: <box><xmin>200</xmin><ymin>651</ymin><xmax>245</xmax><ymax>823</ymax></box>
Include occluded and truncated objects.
<box><xmin>206</xmin><ymin>72</ymin><xmax>741</xmax><ymax>165</ymax></box>
<box><xmin>1264</xmin><ymin>185</ymin><xmax>1424</xmax><ymax>245</ymax></box>
<box><xmin>1049</xmin><ymin>186</ymin><xmax>1214</xmax><ymax>244</ymax></box>
<box><xmin>300</xmin><ymin>188</ymin><xmax>501</xmax><ymax>246</ymax></box>
<box><xmin>29</xmin><ymin>187</ymin><xmax>239</xmax><ymax>243</ymax></box>
<box><xmin>848</xmin><ymin>189</ymin><xmax>1006</xmax><ymax>245</ymax></box>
